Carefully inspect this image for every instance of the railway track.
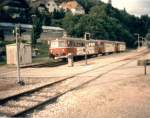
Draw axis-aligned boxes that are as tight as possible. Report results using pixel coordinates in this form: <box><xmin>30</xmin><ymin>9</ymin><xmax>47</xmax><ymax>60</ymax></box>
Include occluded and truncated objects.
<box><xmin>0</xmin><ymin>50</ymin><xmax>148</xmax><ymax>117</ymax></box>
<box><xmin>0</xmin><ymin>51</ymin><xmax>128</xmax><ymax>78</ymax></box>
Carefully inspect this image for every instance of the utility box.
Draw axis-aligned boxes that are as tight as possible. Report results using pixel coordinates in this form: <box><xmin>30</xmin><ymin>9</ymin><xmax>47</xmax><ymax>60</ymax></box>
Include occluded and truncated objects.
<box><xmin>6</xmin><ymin>43</ymin><xmax>32</xmax><ymax>65</ymax></box>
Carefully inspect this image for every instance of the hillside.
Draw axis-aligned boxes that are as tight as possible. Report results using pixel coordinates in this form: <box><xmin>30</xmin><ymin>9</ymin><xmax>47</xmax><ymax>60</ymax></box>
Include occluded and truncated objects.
<box><xmin>61</xmin><ymin>2</ymin><xmax>150</xmax><ymax>47</ymax></box>
<box><xmin>0</xmin><ymin>0</ymin><xmax>150</xmax><ymax>48</ymax></box>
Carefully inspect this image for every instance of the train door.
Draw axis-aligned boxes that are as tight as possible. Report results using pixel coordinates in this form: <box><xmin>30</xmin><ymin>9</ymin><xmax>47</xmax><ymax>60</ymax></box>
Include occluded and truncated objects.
<box><xmin>100</xmin><ymin>41</ymin><xmax>105</xmax><ymax>54</ymax></box>
<box><xmin>115</xmin><ymin>43</ymin><xmax>119</xmax><ymax>53</ymax></box>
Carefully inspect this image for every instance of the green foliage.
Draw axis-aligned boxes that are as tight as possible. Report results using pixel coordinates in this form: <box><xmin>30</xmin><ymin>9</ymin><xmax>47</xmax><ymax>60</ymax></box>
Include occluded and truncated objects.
<box><xmin>62</xmin><ymin>12</ymin><xmax>81</xmax><ymax>36</ymax></box>
<box><xmin>52</xmin><ymin>9</ymin><xmax>65</xmax><ymax>19</ymax></box>
<box><xmin>61</xmin><ymin>3</ymin><xmax>150</xmax><ymax>48</ymax></box>
<box><xmin>146</xmin><ymin>31</ymin><xmax>150</xmax><ymax>41</ymax></box>
<box><xmin>0</xmin><ymin>29</ymin><xmax>4</xmax><ymax>41</ymax></box>
<box><xmin>31</xmin><ymin>11</ymin><xmax>44</xmax><ymax>48</ymax></box>
<box><xmin>1</xmin><ymin>0</ymin><xmax>150</xmax><ymax>48</ymax></box>
<box><xmin>139</xmin><ymin>15</ymin><xmax>150</xmax><ymax>37</ymax></box>
<box><xmin>146</xmin><ymin>30</ymin><xmax>150</xmax><ymax>48</ymax></box>
<box><xmin>90</xmin><ymin>4</ymin><xmax>107</xmax><ymax>17</ymax></box>
<box><xmin>77</xmin><ymin>0</ymin><xmax>101</xmax><ymax>13</ymax></box>
<box><xmin>0</xmin><ymin>29</ymin><xmax>5</xmax><ymax>61</ymax></box>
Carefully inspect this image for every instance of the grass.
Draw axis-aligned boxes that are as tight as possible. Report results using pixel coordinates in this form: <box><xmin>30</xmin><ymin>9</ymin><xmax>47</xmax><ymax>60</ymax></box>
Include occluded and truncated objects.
<box><xmin>0</xmin><ymin>57</ymin><xmax>6</xmax><ymax>66</ymax></box>
<box><xmin>0</xmin><ymin>61</ymin><xmax>6</xmax><ymax>65</ymax></box>
<box><xmin>35</xmin><ymin>43</ymin><xmax>49</xmax><ymax>58</ymax></box>
<box><xmin>32</xmin><ymin>43</ymin><xmax>50</xmax><ymax>63</ymax></box>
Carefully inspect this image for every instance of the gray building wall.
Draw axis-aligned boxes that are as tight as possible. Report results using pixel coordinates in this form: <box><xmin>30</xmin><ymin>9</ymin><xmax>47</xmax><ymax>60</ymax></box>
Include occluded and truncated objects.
<box><xmin>0</xmin><ymin>22</ymin><xmax>64</xmax><ymax>42</ymax></box>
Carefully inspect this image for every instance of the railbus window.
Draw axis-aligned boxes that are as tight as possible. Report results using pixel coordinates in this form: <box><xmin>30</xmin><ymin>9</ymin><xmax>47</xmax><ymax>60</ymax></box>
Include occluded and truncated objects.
<box><xmin>58</xmin><ymin>41</ymin><xmax>67</xmax><ymax>47</ymax></box>
<box><xmin>69</xmin><ymin>41</ymin><xmax>75</xmax><ymax>47</ymax></box>
<box><xmin>81</xmin><ymin>42</ymin><xmax>84</xmax><ymax>47</ymax></box>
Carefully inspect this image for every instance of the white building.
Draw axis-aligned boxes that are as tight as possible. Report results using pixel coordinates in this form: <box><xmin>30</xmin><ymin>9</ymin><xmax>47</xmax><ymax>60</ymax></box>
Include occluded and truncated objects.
<box><xmin>59</xmin><ymin>1</ymin><xmax>85</xmax><ymax>15</ymax></box>
<box><xmin>28</xmin><ymin>0</ymin><xmax>59</xmax><ymax>13</ymax></box>
<box><xmin>46</xmin><ymin>0</ymin><xmax>59</xmax><ymax>13</ymax></box>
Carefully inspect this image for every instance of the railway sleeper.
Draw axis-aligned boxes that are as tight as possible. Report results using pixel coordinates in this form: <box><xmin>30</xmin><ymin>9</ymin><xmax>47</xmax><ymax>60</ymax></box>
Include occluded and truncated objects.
<box><xmin>6</xmin><ymin>100</ymin><xmax>39</xmax><ymax>108</ymax></box>
<box><xmin>31</xmin><ymin>94</ymin><xmax>52</xmax><ymax>98</ymax></box>
<box><xmin>0</xmin><ymin>111</ymin><xmax>14</xmax><ymax>117</ymax></box>
<box><xmin>32</xmin><ymin>91</ymin><xmax>61</xmax><ymax>97</ymax></box>
<box><xmin>19</xmin><ymin>97</ymin><xmax>44</xmax><ymax>103</ymax></box>
<box><xmin>0</xmin><ymin>105</ymin><xmax>25</xmax><ymax>115</ymax></box>
<box><xmin>20</xmin><ymin>95</ymin><xmax>49</xmax><ymax>101</ymax></box>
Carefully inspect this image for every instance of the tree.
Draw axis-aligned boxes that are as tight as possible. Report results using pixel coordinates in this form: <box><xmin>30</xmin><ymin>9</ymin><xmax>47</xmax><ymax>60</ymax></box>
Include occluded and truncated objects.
<box><xmin>52</xmin><ymin>9</ymin><xmax>65</xmax><ymax>19</ymax></box>
<box><xmin>0</xmin><ymin>29</ymin><xmax>5</xmax><ymax>60</ymax></box>
<box><xmin>77</xmin><ymin>0</ymin><xmax>101</xmax><ymax>13</ymax></box>
<box><xmin>61</xmin><ymin>1</ymin><xmax>150</xmax><ymax>48</ymax></box>
<box><xmin>146</xmin><ymin>31</ymin><xmax>150</xmax><ymax>41</ymax></box>
<box><xmin>62</xmin><ymin>12</ymin><xmax>81</xmax><ymax>36</ymax></box>
<box><xmin>90</xmin><ymin>4</ymin><xmax>107</xmax><ymax>17</ymax></box>
<box><xmin>31</xmin><ymin>12</ymin><xmax>43</xmax><ymax>48</ymax></box>
<box><xmin>0</xmin><ymin>29</ymin><xmax>4</xmax><ymax>41</ymax></box>
<box><xmin>139</xmin><ymin>15</ymin><xmax>150</xmax><ymax>36</ymax></box>
<box><xmin>145</xmin><ymin>30</ymin><xmax>150</xmax><ymax>47</ymax></box>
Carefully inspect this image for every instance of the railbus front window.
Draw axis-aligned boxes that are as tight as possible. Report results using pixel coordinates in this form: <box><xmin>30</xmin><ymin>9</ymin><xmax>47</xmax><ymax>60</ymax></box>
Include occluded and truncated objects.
<box><xmin>51</xmin><ymin>41</ymin><xmax>59</xmax><ymax>48</ymax></box>
<box><xmin>51</xmin><ymin>40</ymin><xmax>67</xmax><ymax>48</ymax></box>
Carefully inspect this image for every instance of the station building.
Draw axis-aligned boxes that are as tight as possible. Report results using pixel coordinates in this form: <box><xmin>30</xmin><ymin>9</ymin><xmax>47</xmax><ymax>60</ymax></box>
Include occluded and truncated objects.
<box><xmin>0</xmin><ymin>22</ymin><xmax>64</xmax><ymax>42</ymax></box>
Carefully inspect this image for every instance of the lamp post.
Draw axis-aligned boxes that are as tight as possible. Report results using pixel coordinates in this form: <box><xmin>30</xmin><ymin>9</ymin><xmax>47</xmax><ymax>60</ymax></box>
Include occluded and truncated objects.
<box><xmin>134</xmin><ymin>33</ymin><xmax>140</xmax><ymax>49</ymax></box>
<box><xmin>142</xmin><ymin>37</ymin><xmax>145</xmax><ymax>46</ymax></box>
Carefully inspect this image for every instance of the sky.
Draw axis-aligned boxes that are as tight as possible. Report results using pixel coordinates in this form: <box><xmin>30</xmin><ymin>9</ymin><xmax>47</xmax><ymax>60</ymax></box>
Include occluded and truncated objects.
<box><xmin>101</xmin><ymin>0</ymin><xmax>150</xmax><ymax>16</ymax></box>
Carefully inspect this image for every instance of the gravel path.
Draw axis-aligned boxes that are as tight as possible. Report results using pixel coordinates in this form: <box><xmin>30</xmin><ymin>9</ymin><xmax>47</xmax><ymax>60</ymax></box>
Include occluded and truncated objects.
<box><xmin>0</xmin><ymin>49</ymin><xmax>150</xmax><ymax>118</ymax></box>
<box><xmin>0</xmin><ymin>51</ymin><xmax>131</xmax><ymax>99</ymax></box>
<box><xmin>31</xmin><ymin>51</ymin><xmax>150</xmax><ymax>118</ymax></box>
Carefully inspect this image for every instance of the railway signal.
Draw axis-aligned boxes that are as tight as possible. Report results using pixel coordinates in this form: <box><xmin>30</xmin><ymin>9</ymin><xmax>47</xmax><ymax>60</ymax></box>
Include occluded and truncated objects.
<box><xmin>141</xmin><ymin>37</ymin><xmax>146</xmax><ymax>46</ymax></box>
<box><xmin>14</xmin><ymin>24</ymin><xmax>25</xmax><ymax>86</ymax></box>
<box><xmin>84</xmin><ymin>33</ymin><xmax>90</xmax><ymax>65</ymax></box>
<box><xmin>84</xmin><ymin>32</ymin><xmax>90</xmax><ymax>40</ymax></box>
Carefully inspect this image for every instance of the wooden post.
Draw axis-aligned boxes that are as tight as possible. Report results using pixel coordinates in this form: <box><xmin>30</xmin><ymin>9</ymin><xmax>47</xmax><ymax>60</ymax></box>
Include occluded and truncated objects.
<box><xmin>137</xmin><ymin>59</ymin><xmax>149</xmax><ymax>76</ymax></box>
<box><xmin>144</xmin><ymin>62</ymin><xmax>147</xmax><ymax>75</ymax></box>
